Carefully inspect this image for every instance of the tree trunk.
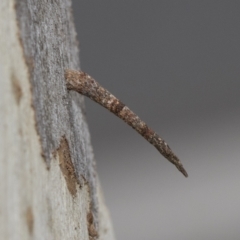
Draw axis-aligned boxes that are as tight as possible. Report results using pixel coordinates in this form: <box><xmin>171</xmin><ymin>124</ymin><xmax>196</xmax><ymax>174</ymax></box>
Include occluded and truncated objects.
<box><xmin>0</xmin><ymin>1</ymin><xmax>115</xmax><ymax>239</ymax></box>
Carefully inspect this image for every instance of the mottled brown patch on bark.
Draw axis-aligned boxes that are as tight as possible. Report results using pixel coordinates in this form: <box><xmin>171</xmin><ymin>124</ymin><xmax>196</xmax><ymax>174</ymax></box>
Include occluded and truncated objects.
<box><xmin>11</xmin><ymin>73</ymin><xmax>22</xmax><ymax>104</ymax></box>
<box><xmin>57</xmin><ymin>136</ymin><xmax>78</xmax><ymax>196</ymax></box>
<box><xmin>87</xmin><ymin>212</ymin><xmax>99</xmax><ymax>239</ymax></box>
<box><xmin>25</xmin><ymin>207</ymin><xmax>34</xmax><ymax>235</ymax></box>
<box><xmin>52</xmin><ymin>149</ymin><xmax>57</xmax><ymax>159</ymax></box>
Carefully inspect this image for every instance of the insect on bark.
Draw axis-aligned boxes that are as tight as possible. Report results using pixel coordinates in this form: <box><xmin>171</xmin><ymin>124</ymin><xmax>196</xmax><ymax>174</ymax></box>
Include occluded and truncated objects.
<box><xmin>65</xmin><ymin>69</ymin><xmax>188</xmax><ymax>177</ymax></box>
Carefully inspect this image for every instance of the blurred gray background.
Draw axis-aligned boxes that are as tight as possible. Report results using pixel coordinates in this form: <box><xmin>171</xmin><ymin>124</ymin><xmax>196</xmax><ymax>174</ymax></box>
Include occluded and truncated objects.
<box><xmin>72</xmin><ymin>1</ymin><xmax>240</xmax><ymax>239</ymax></box>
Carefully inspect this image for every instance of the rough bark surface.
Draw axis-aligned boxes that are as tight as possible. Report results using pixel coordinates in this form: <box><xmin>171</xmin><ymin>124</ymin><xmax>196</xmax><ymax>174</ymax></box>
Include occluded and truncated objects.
<box><xmin>0</xmin><ymin>0</ymin><xmax>115</xmax><ymax>239</ymax></box>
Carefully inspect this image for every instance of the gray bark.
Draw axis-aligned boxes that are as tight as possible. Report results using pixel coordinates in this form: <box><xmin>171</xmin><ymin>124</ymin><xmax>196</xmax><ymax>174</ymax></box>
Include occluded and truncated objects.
<box><xmin>0</xmin><ymin>0</ymin><xmax>115</xmax><ymax>239</ymax></box>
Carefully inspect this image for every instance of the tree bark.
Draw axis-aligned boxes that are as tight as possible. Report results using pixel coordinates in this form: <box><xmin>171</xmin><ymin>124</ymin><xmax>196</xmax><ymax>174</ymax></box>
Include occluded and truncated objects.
<box><xmin>0</xmin><ymin>1</ymin><xmax>115</xmax><ymax>239</ymax></box>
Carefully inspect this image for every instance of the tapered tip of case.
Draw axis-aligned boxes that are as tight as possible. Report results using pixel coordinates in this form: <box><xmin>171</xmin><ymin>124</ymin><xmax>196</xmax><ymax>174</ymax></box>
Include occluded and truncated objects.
<box><xmin>177</xmin><ymin>164</ymin><xmax>188</xmax><ymax>178</ymax></box>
